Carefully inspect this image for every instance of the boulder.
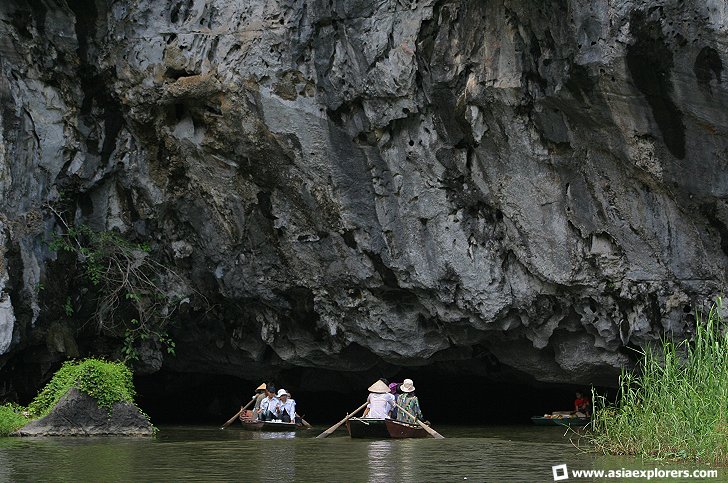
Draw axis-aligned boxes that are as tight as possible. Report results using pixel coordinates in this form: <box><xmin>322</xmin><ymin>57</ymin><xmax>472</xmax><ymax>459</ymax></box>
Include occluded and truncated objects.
<box><xmin>16</xmin><ymin>388</ymin><xmax>153</xmax><ymax>437</ymax></box>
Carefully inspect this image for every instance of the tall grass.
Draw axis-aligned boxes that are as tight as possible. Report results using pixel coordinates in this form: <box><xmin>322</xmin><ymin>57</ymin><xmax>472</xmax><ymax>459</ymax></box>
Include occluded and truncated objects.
<box><xmin>0</xmin><ymin>404</ymin><xmax>29</xmax><ymax>436</ymax></box>
<box><xmin>591</xmin><ymin>301</ymin><xmax>728</xmax><ymax>464</ymax></box>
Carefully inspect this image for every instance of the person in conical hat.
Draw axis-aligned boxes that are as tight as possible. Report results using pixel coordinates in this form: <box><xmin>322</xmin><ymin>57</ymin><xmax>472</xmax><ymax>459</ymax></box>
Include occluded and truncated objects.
<box><xmin>362</xmin><ymin>379</ymin><xmax>395</xmax><ymax>418</ymax></box>
<box><xmin>395</xmin><ymin>378</ymin><xmax>425</xmax><ymax>425</ymax></box>
<box><xmin>252</xmin><ymin>383</ymin><xmax>267</xmax><ymax>417</ymax></box>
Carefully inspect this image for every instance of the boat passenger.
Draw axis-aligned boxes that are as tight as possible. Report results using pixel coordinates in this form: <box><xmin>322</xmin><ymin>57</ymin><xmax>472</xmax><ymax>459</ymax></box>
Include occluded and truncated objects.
<box><xmin>389</xmin><ymin>382</ymin><xmax>401</xmax><ymax>419</ymax></box>
<box><xmin>574</xmin><ymin>392</ymin><xmax>591</xmax><ymax>417</ymax></box>
<box><xmin>362</xmin><ymin>380</ymin><xmax>395</xmax><ymax>419</ymax></box>
<box><xmin>258</xmin><ymin>384</ymin><xmax>281</xmax><ymax>421</ymax></box>
<box><xmin>395</xmin><ymin>379</ymin><xmax>424</xmax><ymax>425</ymax></box>
<box><xmin>276</xmin><ymin>389</ymin><xmax>298</xmax><ymax>423</ymax></box>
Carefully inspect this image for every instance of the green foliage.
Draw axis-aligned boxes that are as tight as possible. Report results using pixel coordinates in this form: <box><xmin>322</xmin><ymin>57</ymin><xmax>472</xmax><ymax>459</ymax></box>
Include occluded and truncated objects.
<box><xmin>46</xmin><ymin>215</ymin><xmax>188</xmax><ymax>361</ymax></box>
<box><xmin>28</xmin><ymin>359</ymin><xmax>135</xmax><ymax>417</ymax></box>
<box><xmin>0</xmin><ymin>404</ymin><xmax>29</xmax><ymax>436</ymax></box>
<box><xmin>591</xmin><ymin>300</ymin><xmax>728</xmax><ymax>465</ymax></box>
<box><xmin>63</xmin><ymin>296</ymin><xmax>73</xmax><ymax>317</ymax></box>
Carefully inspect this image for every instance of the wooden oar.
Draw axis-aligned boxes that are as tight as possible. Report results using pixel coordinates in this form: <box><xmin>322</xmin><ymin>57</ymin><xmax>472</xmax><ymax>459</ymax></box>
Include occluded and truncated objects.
<box><xmin>300</xmin><ymin>417</ymin><xmax>312</xmax><ymax>428</ymax></box>
<box><xmin>394</xmin><ymin>403</ymin><xmax>444</xmax><ymax>439</ymax></box>
<box><xmin>316</xmin><ymin>401</ymin><xmax>368</xmax><ymax>438</ymax></box>
<box><xmin>221</xmin><ymin>397</ymin><xmax>255</xmax><ymax>429</ymax></box>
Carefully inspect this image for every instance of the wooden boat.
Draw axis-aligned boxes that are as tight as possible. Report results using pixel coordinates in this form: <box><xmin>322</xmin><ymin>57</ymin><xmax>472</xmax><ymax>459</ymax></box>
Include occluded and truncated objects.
<box><xmin>239</xmin><ymin>410</ymin><xmax>299</xmax><ymax>431</ymax></box>
<box><xmin>384</xmin><ymin>419</ymin><xmax>429</xmax><ymax>438</ymax></box>
<box><xmin>531</xmin><ymin>415</ymin><xmax>590</xmax><ymax>427</ymax></box>
<box><xmin>346</xmin><ymin>418</ymin><xmax>390</xmax><ymax>438</ymax></box>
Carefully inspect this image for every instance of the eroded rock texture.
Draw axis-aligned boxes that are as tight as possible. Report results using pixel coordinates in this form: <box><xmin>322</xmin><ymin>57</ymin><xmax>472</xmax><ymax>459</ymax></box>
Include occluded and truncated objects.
<box><xmin>16</xmin><ymin>387</ymin><xmax>153</xmax><ymax>436</ymax></box>
<box><xmin>1</xmin><ymin>0</ymin><xmax>727</xmax><ymax>393</ymax></box>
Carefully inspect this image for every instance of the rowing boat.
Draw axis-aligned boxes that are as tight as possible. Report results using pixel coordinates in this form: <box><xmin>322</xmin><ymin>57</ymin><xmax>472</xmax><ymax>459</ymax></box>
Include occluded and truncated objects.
<box><xmin>346</xmin><ymin>418</ymin><xmax>432</xmax><ymax>438</ymax></box>
<box><xmin>531</xmin><ymin>415</ymin><xmax>590</xmax><ymax>427</ymax></box>
<box><xmin>346</xmin><ymin>418</ymin><xmax>390</xmax><ymax>438</ymax></box>
<box><xmin>384</xmin><ymin>419</ymin><xmax>429</xmax><ymax>438</ymax></box>
<box><xmin>239</xmin><ymin>410</ymin><xmax>299</xmax><ymax>431</ymax></box>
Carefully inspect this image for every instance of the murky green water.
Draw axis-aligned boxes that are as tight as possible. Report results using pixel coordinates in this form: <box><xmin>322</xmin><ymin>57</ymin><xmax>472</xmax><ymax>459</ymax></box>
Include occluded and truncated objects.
<box><xmin>0</xmin><ymin>425</ymin><xmax>720</xmax><ymax>482</ymax></box>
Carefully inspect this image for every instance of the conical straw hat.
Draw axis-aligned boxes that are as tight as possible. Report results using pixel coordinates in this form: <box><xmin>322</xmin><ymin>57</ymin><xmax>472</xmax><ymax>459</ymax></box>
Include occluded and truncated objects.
<box><xmin>367</xmin><ymin>380</ymin><xmax>390</xmax><ymax>393</ymax></box>
<box><xmin>256</xmin><ymin>383</ymin><xmax>267</xmax><ymax>390</ymax></box>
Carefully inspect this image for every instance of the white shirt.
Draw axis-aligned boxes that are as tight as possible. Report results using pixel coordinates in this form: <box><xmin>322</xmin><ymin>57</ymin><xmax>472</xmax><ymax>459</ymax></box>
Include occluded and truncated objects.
<box><xmin>365</xmin><ymin>392</ymin><xmax>395</xmax><ymax>419</ymax></box>
<box><xmin>260</xmin><ymin>396</ymin><xmax>281</xmax><ymax>416</ymax></box>
<box><xmin>280</xmin><ymin>398</ymin><xmax>296</xmax><ymax>419</ymax></box>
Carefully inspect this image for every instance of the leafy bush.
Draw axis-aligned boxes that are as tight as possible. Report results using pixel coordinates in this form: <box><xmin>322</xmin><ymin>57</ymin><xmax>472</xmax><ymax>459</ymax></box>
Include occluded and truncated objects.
<box><xmin>46</xmin><ymin>209</ymin><xmax>193</xmax><ymax>360</ymax></box>
<box><xmin>28</xmin><ymin>359</ymin><xmax>135</xmax><ymax>417</ymax></box>
<box><xmin>591</xmin><ymin>301</ymin><xmax>728</xmax><ymax>464</ymax></box>
<box><xmin>0</xmin><ymin>404</ymin><xmax>29</xmax><ymax>436</ymax></box>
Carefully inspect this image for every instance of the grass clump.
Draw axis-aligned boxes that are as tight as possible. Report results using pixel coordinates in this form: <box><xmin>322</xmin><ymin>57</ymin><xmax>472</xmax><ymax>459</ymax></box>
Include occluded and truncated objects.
<box><xmin>28</xmin><ymin>358</ymin><xmax>135</xmax><ymax>417</ymax></box>
<box><xmin>0</xmin><ymin>404</ymin><xmax>29</xmax><ymax>436</ymax></box>
<box><xmin>591</xmin><ymin>301</ymin><xmax>728</xmax><ymax>465</ymax></box>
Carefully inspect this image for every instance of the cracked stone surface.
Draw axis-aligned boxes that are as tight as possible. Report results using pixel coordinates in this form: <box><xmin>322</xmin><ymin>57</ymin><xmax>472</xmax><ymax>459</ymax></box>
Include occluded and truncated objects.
<box><xmin>1</xmin><ymin>0</ymin><xmax>727</xmax><ymax>393</ymax></box>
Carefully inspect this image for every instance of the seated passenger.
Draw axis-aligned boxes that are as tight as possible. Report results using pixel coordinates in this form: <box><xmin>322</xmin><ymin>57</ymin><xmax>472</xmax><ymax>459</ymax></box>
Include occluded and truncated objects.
<box><xmin>389</xmin><ymin>382</ymin><xmax>401</xmax><ymax>419</ymax></box>
<box><xmin>258</xmin><ymin>384</ymin><xmax>281</xmax><ymax>421</ymax></box>
<box><xmin>276</xmin><ymin>389</ymin><xmax>298</xmax><ymax>423</ymax></box>
<box><xmin>395</xmin><ymin>379</ymin><xmax>424</xmax><ymax>424</ymax></box>
<box><xmin>362</xmin><ymin>380</ymin><xmax>395</xmax><ymax>419</ymax></box>
<box><xmin>574</xmin><ymin>392</ymin><xmax>591</xmax><ymax>417</ymax></box>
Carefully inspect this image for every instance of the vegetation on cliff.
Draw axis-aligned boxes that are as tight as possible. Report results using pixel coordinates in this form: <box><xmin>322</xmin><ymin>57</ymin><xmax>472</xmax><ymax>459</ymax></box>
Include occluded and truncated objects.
<box><xmin>591</xmin><ymin>302</ymin><xmax>728</xmax><ymax>465</ymax></box>
<box><xmin>47</xmin><ymin>208</ymin><xmax>188</xmax><ymax>361</ymax></box>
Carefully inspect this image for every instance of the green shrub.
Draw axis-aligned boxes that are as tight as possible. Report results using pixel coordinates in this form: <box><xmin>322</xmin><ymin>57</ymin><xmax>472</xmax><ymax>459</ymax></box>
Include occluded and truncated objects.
<box><xmin>28</xmin><ymin>359</ymin><xmax>135</xmax><ymax>417</ymax></box>
<box><xmin>0</xmin><ymin>404</ymin><xmax>29</xmax><ymax>436</ymax></box>
<box><xmin>591</xmin><ymin>301</ymin><xmax>728</xmax><ymax>464</ymax></box>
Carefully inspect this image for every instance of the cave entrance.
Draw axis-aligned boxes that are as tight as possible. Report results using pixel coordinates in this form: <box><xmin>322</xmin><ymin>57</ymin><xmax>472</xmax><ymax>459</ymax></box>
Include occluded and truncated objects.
<box><xmin>134</xmin><ymin>368</ymin><xmax>603</xmax><ymax>426</ymax></box>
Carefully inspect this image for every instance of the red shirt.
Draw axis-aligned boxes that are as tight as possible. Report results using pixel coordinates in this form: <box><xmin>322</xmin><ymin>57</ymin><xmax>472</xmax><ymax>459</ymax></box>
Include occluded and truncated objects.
<box><xmin>574</xmin><ymin>397</ymin><xmax>590</xmax><ymax>410</ymax></box>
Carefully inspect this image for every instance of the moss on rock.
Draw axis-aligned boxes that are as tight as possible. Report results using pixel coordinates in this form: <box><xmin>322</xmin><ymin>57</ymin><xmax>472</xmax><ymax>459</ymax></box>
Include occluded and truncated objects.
<box><xmin>28</xmin><ymin>359</ymin><xmax>135</xmax><ymax>417</ymax></box>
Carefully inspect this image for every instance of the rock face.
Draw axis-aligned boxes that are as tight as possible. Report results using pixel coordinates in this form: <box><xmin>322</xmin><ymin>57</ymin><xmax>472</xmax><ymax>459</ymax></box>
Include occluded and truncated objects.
<box><xmin>16</xmin><ymin>388</ymin><xmax>153</xmax><ymax>436</ymax></box>
<box><xmin>0</xmin><ymin>1</ymin><xmax>727</xmax><ymax>391</ymax></box>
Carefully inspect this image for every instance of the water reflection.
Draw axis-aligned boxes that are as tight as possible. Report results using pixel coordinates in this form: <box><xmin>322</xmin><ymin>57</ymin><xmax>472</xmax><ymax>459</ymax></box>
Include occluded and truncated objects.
<box><xmin>252</xmin><ymin>431</ymin><xmax>297</xmax><ymax>440</ymax></box>
<box><xmin>0</xmin><ymin>426</ymin><xmax>719</xmax><ymax>482</ymax></box>
<box><xmin>367</xmin><ymin>440</ymin><xmax>396</xmax><ymax>482</ymax></box>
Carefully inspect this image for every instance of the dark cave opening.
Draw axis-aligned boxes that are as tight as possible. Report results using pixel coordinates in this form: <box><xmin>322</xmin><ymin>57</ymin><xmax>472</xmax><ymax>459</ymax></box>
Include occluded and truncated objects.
<box><xmin>134</xmin><ymin>369</ymin><xmax>609</xmax><ymax>426</ymax></box>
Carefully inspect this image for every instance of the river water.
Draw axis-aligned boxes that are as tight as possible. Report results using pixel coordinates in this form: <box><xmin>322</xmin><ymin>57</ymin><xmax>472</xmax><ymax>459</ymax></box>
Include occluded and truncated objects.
<box><xmin>0</xmin><ymin>425</ymin><xmax>720</xmax><ymax>482</ymax></box>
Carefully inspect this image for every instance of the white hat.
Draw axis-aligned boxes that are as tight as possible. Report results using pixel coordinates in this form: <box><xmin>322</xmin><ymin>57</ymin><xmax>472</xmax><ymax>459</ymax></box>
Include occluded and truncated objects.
<box><xmin>276</xmin><ymin>388</ymin><xmax>290</xmax><ymax>398</ymax></box>
<box><xmin>400</xmin><ymin>379</ymin><xmax>415</xmax><ymax>393</ymax></box>
<box><xmin>367</xmin><ymin>380</ymin><xmax>390</xmax><ymax>394</ymax></box>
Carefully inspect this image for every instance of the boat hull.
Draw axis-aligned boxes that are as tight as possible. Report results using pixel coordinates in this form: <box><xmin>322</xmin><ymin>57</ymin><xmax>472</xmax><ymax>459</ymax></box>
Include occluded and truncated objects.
<box><xmin>346</xmin><ymin>418</ymin><xmax>390</xmax><ymax>438</ymax></box>
<box><xmin>384</xmin><ymin>419</ymin><xmax>429</xmax><ymax>438</ymax></box>
<box><xmin>240</xmin><ymin>410</ymin><xmax>298</xmax><ymax>431</ymax></box>
<box><xmin>531</xmin><ymin>416</ymin><xmax>590</xmax><ymax>427</ymax></box>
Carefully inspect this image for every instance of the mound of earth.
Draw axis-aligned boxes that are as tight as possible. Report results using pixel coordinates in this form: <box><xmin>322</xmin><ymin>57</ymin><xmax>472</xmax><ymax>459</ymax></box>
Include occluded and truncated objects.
<box><xmin>16</xmin><ymin>388</ymin><xmax>153</xmax><ymax>437</ymax></box>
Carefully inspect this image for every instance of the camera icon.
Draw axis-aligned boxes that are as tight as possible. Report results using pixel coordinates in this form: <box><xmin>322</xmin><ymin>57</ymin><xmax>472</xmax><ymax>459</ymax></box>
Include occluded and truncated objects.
<box><xmin>552</xmin><ymin>463</ymin><xmax>569</xmax><ymax>481</ymax></box>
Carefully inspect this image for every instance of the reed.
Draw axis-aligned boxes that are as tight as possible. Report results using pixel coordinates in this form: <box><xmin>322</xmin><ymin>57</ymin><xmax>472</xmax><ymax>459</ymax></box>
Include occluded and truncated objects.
<box><xmin>591</xmin><ymin>301</ymin><xmax>728</xmax><ymax>464</ymax></box>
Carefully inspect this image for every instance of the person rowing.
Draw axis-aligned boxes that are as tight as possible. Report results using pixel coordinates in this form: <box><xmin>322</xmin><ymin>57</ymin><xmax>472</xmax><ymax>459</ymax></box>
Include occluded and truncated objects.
<box><xmin>362</xmin><ymin>379</ymin><xmax>395</xmax><ymax>419</ymax></box>
<box><xmin>251</xmin><ymin>383</ymin><xmax>267</xmax><ymax>419</ymax></box>
<box><xmin>395</xmin><ymin>379</ymin><xmax>425</xmax><ymax>425</ymax></box>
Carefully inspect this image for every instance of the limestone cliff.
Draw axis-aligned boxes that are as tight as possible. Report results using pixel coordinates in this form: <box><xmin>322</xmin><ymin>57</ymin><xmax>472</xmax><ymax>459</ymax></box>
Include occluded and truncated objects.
<box><xmin>1</xmin><ymin>0</ymin><xmax>727</xmax><ymax>394</ymax></box>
